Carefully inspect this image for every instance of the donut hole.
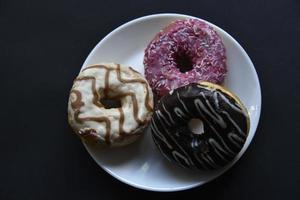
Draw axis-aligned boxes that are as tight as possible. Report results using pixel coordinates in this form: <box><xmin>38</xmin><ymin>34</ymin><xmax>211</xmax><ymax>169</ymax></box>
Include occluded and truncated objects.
<box><xmin>174</xmin><ymin>52</ymin><xmax>194</xmax><ymax>73</ymax></box>
<box><xmin>188</xmin><ymin>118</ymin><xmax>204</xmax><ymax>135</ymax></box>
<box><xmin>100</xmin><ymin>98</ymin><xmax>121</xmax><ymax>109</ymax></box>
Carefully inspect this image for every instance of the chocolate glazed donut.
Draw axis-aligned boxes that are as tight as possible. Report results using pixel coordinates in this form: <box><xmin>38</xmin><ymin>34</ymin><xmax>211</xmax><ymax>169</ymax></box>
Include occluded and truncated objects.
<box><xmin>151</xmin><ymin>82</ymin><xmax>250</xmax><ymax>170</ymax></box>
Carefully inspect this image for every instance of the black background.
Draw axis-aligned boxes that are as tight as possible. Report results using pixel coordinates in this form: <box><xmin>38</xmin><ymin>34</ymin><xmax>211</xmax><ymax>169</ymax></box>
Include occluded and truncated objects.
<box><xmin>1</xmin><ymin>0</ymin><xmax>299</xmax><ymax>199</ymax></box>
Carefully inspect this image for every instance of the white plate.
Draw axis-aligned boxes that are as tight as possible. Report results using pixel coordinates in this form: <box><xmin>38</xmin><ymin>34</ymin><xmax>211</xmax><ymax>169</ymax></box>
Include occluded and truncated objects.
<box><xmin>81</xmin><ymin>13</ymin><xmax>261</xmax><ymax>192</ymax></box>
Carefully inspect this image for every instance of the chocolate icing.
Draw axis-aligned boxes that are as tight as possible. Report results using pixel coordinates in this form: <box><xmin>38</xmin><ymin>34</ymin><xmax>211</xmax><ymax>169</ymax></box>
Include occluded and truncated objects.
<box><xmin>151</xmin><ymin>83</ymin><xmax>249</xmax><ymax>170</ymax></box>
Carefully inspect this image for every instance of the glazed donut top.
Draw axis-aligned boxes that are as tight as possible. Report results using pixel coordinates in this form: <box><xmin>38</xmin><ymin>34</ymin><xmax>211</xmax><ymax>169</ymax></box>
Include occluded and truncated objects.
<box><xmin>68</xmin><ymin>63</ymin><xmax>153</xmax><ymax>146</ymax></box>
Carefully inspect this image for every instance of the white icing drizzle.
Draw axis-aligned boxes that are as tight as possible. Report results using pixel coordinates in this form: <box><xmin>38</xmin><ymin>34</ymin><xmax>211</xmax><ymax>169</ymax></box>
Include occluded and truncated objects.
<box><xmin>216</xmin><ymin>91</ymin><xmax>244</xmax><ymax>114</ymax></box>
<box><xmin>194</xmin><ymin>98</ymin><xmax>236</xmax><ymax>156</ymax></box>
<box><xmin>151</xmin><ymin>119</ymin><xmax>173</xmax><ymax>149</ymax></box>
<box><xmin>221</xmin><ymin>110</ymin><xmax>246</xmax><ymax>137</ymax></box>
<box><xmin>193</xmin><ymin>153</ymin><xmax>209</xmax><ymax>170</ymax></box>
<box><xmin>162</xmin><ymin>103</ymin><xmax>175</xmax><ymax>124</ymax></box>
<box><xmin>202</xmin><ymin>92</ymin><xmax>228</xmax><ymax>129</ymax></box>
<box><xmin>201</xmin><ymin>153</ymin><xmax>219</xmax><ymax>168</ymax></box>
<box><xmin>208</xmin><ymin>138</ymin><xmax>229</xmax><ymax>162</ymax></box>
<box><xmin>209</xmin><ymin>138</ymin><xmax>231</xmax><ymax>157</ymax></box>
<box><xmin>205</xmin><ymin>154</ymin><xmax>220</xmax><ymax>168</ymax></box>
<box><xmin>228</xmin><ymin>132</ymin><xmax>244</xmax><ymax>148</ymax></box>
<box><xmin>174</xmin><ymin>107</ymin><xmax>188</xmax><ymax>119</ymax></box>
<box><xmin>155</xmin><ymin>111</ymin><xmax>195</xmax><ymax>166</ymax></box>
<box><xmin>156</xmin><ymin>110</ymin><xmax>171</xmax><ymax>127</ymax></box>
<box><xmin>164</xmin><ymin>133</ymin><xmax>195</xmax><ymax>166</ymax></box>
<box><xmin>153</xmin><ymin>138</ymin><xmax>172</xmax><ymax>162</ymax></box>
<box><xmin>172</xmin><ymin>151</ymin><xmax>190</xmax><ymax>166</ymax></box>
<box><xmin>196</xmin><ymin>94</ymin><xmax>226</xmax><ymax>128</ymax></box>
<box><xmin>176</xmin><ymin>91</ymin><xmax>190</xmax><ymax>114</ymax></box>
<box><xmin>209</xmin><ymin>124</ymin><xmax>236</xmax><ymax>156</ymax></box>
<box><xmin>213</xmin><ymin>91</ymin><xmax>220</xmax><ymax>109</ymax></box>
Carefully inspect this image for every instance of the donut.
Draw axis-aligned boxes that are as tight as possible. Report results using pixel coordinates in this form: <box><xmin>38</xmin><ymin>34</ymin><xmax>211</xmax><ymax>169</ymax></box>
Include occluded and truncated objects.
<box><xmin>151</xmin><ymin>82</ymin><xmax>250</xmax><ymax>170</ymax></box>
<box><xmin>144</xmin><ymin>19</ymin><xmax>227</xmax><ymax>97</ymax></box>
<box><xmin>68</xmin><ymin>63</ymin><xmax>154</xmax><ymax>147</ymax></box>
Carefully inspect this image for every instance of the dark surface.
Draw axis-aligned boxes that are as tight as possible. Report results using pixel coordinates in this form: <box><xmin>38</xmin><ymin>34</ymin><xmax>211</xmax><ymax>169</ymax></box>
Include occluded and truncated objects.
<box><xmin>0</xmin><ymin>0</ymin><xmax>299</xmax><ymax>199</ymax></box>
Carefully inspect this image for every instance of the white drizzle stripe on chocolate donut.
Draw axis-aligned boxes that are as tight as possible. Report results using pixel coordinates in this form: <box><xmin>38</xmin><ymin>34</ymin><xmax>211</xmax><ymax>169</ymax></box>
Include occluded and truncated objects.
<box><xmin>68</xmin><ymin>63</ymin><xmax>153</xmax><ymax>146</ymax></box>
<box><xmin>151</xmin><ymin>82</ymin><xmax>249</xmax><ymax>170</ymax></box>
<box><xmin>152</xmin><ymin>114</ymin><xmax>195</xmax><ymax>167</ymax></box>
<box><xmin>162</xmin><ymin>103</ymin><xmax>175</xmax><ymax>124</ymax></box>
<box><xmin>194</xmin><ymin>98</ymin><xmax>236</xmax><ymax>156</ymax></box>
<box><xmin>227</xmin><ymin>132</ymin><xmax>244</xmax><ymax>148</ymax></box>
<box><xmin>150</xmin><ymin>119</ymin><xmax>173</xmax><ymax>149</ymax></box>
<box><xmin>152</xmin><ymin>115</ymin><xmax>196</xmax><ymax>168</ymax></box>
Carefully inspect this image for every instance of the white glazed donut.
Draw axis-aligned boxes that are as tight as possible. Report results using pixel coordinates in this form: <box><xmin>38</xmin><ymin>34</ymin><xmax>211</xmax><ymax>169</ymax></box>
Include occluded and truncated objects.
<box><xmin>68</xmin><ymin>63</ymin><xmax>154</xmax><ymax>147</ymax></box>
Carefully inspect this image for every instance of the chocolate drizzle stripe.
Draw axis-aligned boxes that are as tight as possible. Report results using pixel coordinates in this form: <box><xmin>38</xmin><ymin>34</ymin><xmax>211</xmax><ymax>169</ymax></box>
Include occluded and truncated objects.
<box><xmin>74</xmin><ymin>76</ymin><xmax>103</xmax><ymax>108</ymax></box>
<box><xmin>116</xmin><ymin>64</ymin><xmax>153</xmax><ymax>112</ymax></box>
<box><xmin>82</xmin><ymin>64</ymin><xmax>113</xmax><ymax>72</ymax></box>
<box><xmin>70</xmin><ymin>90</ymin><xmax>84</xmax><ymax>109</ymax></box>
<box><xmin>118</xmin><ymin>107</ymin><xmax>125</xmax><ymax>136</ymax></box>
<box><xmin>110</xmin><ymin>93</ymin><xmax>143</xmax><ymax>124</ymax></box>
<box><xmin>74</xmin><ymin>110</ymin><xmax>111</xmax><ymax>145</ymax></box>
<box><xmin>104</xmin><ymin>69</ymin><xmax>110</xmax><ymax>97</ymax></box>
<box><xmin>128</xmin><ymin>66</ymin><xmax>141</xmax><ymax>74</ymax></box>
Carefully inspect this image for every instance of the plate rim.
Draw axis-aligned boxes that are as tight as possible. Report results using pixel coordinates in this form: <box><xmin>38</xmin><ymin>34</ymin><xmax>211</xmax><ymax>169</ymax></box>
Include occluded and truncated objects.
<box><xmin>81</xmin><ymin>13</ymin><xmax>262</xmax><ymax>192</ymax></box>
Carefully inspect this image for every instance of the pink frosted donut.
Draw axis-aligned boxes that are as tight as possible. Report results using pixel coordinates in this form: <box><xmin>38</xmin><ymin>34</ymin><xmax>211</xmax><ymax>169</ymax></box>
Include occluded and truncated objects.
<box><xmin>144</xmin><ymin>19</ymin><xmax>227</xmax><ymax>97</ymax></box>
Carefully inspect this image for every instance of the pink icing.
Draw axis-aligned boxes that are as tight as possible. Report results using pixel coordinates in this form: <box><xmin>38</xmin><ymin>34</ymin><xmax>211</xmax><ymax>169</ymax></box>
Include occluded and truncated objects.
<box><xmin>144</xmin><ymin>19</ymin><xmax>227</xmax><ymax>97</ymax></box>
